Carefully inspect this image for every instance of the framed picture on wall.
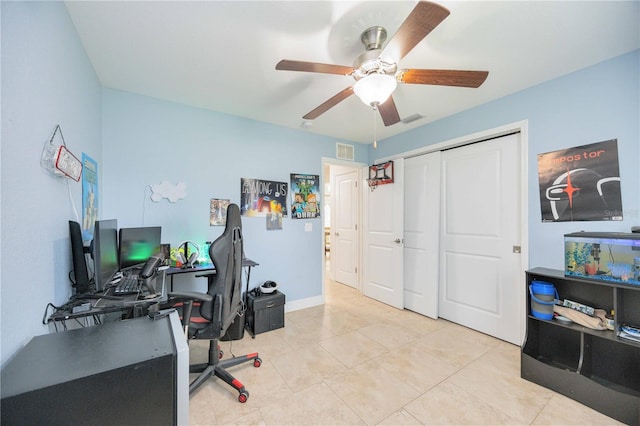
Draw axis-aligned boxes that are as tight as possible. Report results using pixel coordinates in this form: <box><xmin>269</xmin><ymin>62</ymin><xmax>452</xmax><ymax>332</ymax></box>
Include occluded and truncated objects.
<box><xmin>210</xmin><ymin>198</ymin><xmax>230</xmax><ymax>226</ymax></box>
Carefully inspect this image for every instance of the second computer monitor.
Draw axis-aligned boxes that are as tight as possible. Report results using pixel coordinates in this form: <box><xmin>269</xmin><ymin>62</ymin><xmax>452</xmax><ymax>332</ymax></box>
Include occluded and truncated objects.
<box><xmin>93</xmin><ymin>219</ymin><xmax>119</xmax><ymax>291</ymax></box>
<box><xmin>119</xmin><ymin>226</ymin><xmax>161</xmax><ymax>271</ymax></box>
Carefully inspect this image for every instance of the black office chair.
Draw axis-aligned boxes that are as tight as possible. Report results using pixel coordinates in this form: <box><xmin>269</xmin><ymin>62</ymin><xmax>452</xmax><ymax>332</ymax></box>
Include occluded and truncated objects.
<box><xmin>168</xmin><ymin>204</ymin><xmax>261</xmax><ymax>402</ymax></box>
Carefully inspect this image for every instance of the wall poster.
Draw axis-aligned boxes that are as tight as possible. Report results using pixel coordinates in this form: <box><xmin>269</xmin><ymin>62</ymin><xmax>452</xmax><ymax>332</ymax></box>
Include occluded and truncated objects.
<box><xmin>210</xmin><ymin>198</ymin><xmax>230</xmax><ymax>226</ymax></box>
<box><xmin>537</xmin><ymin>139</ymin><xmax>623</xmax><ymax>222</ymax></box>
<box><xmin>240</xmin><ymin>178</ymin><xmax>288</xmax><ymax>217</ymax></box>
<box><xmin>81</xmin><ymin>153</ymin><xmax>98</xmax><ymax>242</ymax></box>
<box><xmin>290</xmin><ymin>173</ymin><xmax>321</xmax><ymax>219</ymax></box>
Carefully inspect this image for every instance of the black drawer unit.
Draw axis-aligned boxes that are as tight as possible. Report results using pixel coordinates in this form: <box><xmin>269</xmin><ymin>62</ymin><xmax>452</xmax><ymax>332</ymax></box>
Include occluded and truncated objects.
<box><xmin>246</xmin><ymin>290</ymin><xmax>285</xmax><ymax>337</ymax></box>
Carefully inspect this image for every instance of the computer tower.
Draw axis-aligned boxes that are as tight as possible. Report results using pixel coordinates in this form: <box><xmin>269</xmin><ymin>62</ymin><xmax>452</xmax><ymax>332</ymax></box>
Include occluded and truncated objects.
<box><xmin>1</xmin><ymin>312</ymin><xmax>188</xmax><ymax>425</ymax></box>
<box><xmin>221</xmin><ymin>311</ymin><xmax>246</xmax><ymax>341</ymax></box>
<box><xmin>246</xmin><ymin>290</ymin><xmax>285</xmax><ymax>337</ymax></box>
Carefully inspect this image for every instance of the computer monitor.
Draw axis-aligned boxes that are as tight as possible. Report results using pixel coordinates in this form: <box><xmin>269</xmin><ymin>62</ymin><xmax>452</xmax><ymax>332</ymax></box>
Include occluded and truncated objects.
<box><xmin>118</xmin><ymin>226</ymin><xmax>161</xmax><ymax>271</ymax></box>
<box><xmin>69</xmin><ymin>221</ymin><xmax>92</xmax><ymax>294</ymax></box>
<box><xmin>93</xmin><ymin>219</ymin><xmax>119</xmax><ymax>291</ymax></box>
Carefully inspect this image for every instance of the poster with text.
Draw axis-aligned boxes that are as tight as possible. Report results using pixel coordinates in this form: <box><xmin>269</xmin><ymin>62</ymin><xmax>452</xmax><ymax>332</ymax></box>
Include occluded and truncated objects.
<box><xmin>81</xmin><ymin>153</ymin><xmax>98</xmax><ymax>241</ymax></box>
<box><xmin>537</xmin><ymin>139</ymin><xmax>622</xmax><ymax>222</ymax></box>
<box><xmin>240</xmin><ymin>178</ymin><xmax>288</xmax><ymax>217</ymax></box>
<box><xmin>290</xmin><ymin>173</ymin><xmax>321</xmax><ymax>219</ymax></box>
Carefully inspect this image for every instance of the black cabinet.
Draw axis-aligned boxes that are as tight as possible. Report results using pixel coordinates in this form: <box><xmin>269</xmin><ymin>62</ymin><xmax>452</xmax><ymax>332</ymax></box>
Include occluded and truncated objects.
<box><xmin>245</xmin><ymin>290</ymin><xmax>285</xmax><ymax>337</ymax></box>
<box><xmin>1</xmin><ymin>313</ymin><xmax>188</xmax><ymax>425</ymax></box>
<box><xmin>522</xmin><ymin>268</ymin><xmax>640</xmax><ymax>425</ymax></box>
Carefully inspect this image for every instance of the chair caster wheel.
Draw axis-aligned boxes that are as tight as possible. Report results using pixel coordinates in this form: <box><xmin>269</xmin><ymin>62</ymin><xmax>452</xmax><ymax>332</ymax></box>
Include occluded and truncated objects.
<box><xmin>238</xmin><ymin>390</ymin><xmax>249</xmax><ymax>403</ymax></box>
<box><xmin>254</xmin><ymin>357</ymin><xmax>262</xmax><ymax>368</ymax></box>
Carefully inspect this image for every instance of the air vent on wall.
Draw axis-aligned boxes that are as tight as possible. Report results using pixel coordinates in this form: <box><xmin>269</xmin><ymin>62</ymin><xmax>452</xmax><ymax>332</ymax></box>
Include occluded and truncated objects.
<box><xmin>336</xmin><ymin>143</ymin><xmax>354</xmax><ymax>161</ymax></box>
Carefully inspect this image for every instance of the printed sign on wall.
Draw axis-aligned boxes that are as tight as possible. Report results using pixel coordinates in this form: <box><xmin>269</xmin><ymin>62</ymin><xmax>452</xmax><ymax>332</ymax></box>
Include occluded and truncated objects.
<box><xmin>290</xmin><ymin>173</ymin><xmax>321</xmax><ymax>219</ymax></box>
<box><xmin>537</xmin><ymin>139</ymin><xmax>623</xmax><ymax>222</ymax></box>
<box><xmin>240</xmin><ymin>178</ymin><xmax>288</xmax><ymax>217</ymax></box>
<box><xmin>81</xmin><ymin>153</ymin><xmax>98</xmax><ymax>241</ymax></box>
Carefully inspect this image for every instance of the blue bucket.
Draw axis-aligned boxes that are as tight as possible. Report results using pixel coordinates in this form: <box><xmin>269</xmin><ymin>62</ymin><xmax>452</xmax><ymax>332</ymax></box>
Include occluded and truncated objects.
<box><xmin>529</xmin><ymin>280</ymin><xmax>559</xmax><ymax>320</ymax></box>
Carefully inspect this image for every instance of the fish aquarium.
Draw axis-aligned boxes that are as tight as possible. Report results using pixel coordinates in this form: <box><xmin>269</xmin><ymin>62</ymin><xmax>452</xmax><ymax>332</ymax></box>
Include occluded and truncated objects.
<box><xmin>565</xmin><ymin>232</ymin><xmax>640</xmax><ymax>286</ymax></box>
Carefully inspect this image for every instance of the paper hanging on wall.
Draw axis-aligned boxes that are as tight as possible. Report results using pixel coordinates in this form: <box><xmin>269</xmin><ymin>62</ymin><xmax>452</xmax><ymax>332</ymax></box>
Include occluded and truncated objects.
<box><xmin>150</xmin><ymin>181</ymin><xmax>187</xmax><ymax>203</ymax></box>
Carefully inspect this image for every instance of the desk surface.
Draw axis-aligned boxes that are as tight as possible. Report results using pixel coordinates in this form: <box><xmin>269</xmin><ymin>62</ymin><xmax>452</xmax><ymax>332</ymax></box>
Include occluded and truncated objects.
<box><xmin>165</xmin><ymin>257</ymin><xmax>258</xmax><ymax>276</ymax></box>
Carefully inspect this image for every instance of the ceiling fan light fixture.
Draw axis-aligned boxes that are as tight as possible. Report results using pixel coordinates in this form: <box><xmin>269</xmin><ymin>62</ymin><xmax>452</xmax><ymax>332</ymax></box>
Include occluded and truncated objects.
<box><xmin>353</xmin><ymin>73</ymin><xmax>397</xmax><ymax>107</ymax></box>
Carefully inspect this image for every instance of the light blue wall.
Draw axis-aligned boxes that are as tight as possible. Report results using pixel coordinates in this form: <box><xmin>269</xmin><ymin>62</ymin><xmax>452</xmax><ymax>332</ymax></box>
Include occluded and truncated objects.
<box><xmin>372</xmin><ymin>50</ymin><xmax>640</xmax><ymax>271</ymax></box>
<box><xmin>101</xmin><ymin>89</ymin><xmax>367</xmax><ymax>300</ymax></box>
<box><xmin>1</xmin><ymin>1</ymin><xmax>102</xmax><ymax>366</ymax></box>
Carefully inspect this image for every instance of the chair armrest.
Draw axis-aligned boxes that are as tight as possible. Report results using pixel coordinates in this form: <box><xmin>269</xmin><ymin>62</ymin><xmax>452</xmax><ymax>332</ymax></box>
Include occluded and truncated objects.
<box><xmin>168</xmin><ymin>291</ymin><xmax>213</xmax><ymax>303</ymax></box>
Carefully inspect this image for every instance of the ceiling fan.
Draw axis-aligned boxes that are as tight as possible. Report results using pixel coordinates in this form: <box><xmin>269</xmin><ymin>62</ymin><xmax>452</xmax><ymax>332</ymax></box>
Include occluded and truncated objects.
<box><xmin>275</xmin><ymin>1</ymin><xmax>489</xmax><ymax>127</ymax></box>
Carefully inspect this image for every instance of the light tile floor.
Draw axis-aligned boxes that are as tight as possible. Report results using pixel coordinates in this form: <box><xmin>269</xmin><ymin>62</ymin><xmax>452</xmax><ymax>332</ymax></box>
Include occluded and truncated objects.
<box><xmin>188</xmin><ymin>279</ymin><xmax>622</xmax><ymax>425</ymax></box>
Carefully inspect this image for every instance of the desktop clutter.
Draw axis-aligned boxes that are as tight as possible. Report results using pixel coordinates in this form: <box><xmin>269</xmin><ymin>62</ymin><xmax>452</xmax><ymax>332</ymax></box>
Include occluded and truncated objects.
<box><xmin>44</xmin><ymin>221</ymin><xmax>170</xmax><ymax>327</ymax></box>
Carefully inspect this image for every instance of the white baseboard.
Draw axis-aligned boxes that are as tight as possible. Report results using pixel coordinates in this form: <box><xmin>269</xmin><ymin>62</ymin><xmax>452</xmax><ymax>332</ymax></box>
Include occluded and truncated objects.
<box><xmin>284</xmin><ymin>295</ymin><xmax>323</xmax><ymax>313</ymax></box>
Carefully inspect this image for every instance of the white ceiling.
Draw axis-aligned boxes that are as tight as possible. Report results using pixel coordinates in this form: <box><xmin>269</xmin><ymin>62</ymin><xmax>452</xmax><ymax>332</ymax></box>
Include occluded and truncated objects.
<box><xmin>65</xmin><ymin>1</ymin><xmax>639</xmax><ymax>144</ymax></box>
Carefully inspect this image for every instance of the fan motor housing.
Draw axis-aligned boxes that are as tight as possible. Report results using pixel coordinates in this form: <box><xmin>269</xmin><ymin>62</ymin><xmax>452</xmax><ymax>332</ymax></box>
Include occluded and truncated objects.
<box><xmin>352</xmin><ymin>49</ymin><xmax>397</xmax><ymax>81</ymax></box>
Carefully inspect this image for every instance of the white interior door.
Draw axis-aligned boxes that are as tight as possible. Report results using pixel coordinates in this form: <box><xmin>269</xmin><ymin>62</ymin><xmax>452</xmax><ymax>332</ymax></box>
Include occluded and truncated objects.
<box><xmin>403</xmin><ymin>152</ymin><xmax>441</xmax><ymax>319</ymax></box>
<box><xmin>331</xmin><ymin>165</ymin><xmax>359</xmax><ymax>288</ymax></box>
<box><xmin>363</xmin><ymin>159</ymin><xmax>404</xmax><ymax>309</ymax></box>
<box><xmin>438</xmin><ymin>133</ymin><xmax>522</xmax><ymax>344</ymax></box>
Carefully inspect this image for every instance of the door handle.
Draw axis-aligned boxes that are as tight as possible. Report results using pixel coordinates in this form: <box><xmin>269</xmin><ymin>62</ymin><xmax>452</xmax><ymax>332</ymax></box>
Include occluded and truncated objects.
<box><xmin>335</xmin><ymin>232</ymin><xmax>339</xmax><ymax>237</ymax></box>
<box><xmin>394</xmin><ymin>238</ymin><xmax>402</xmax><ymax>244</ymax></box>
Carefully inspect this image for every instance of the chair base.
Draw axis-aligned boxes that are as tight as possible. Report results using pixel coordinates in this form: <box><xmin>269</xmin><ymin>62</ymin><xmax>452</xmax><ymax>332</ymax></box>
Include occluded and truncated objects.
<box><xmin>189</xmin><ymin>338</ymin><xmax>261</xmax><ymax>403</ymax></box>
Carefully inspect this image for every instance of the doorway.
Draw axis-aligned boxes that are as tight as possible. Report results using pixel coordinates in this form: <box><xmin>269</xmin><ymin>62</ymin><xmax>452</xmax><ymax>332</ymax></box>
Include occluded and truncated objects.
<box><xmin>322</xmin><ymin>159</ymin><xmax>363</xmax><ymax>293</ymax></box>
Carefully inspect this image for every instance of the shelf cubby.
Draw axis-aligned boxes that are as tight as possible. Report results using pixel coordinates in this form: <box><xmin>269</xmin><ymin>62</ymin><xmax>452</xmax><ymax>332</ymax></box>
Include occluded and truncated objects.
<box><xmin>522</xmin><ymin>268</ymin><xmax>640</xmax><ymax>425</ymax></box>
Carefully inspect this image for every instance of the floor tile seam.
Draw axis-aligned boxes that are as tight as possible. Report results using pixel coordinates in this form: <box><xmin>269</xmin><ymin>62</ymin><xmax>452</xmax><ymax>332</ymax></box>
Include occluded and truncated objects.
<box><xmin>274</xmin><ymin>345</ymin><xmax>351</xmax><ymax>393</ymax></box>
<box><xmin>526</xmin><ymin>393</ymin><xmax>554</xmax><ymax>426</ymax></box>
<box><xmin>370</xmin><ymin>355</ymin><xmax>436</xmax><ymax>396</ymax></box>
<box><xmin>376</xmin><ymin>407</ymin><xmax>423</xmax><ymax>426</ymax></box>
<box><xmin>320</xmin><ymin>330</ymin><xmax>391</xmax><ymax>369</ymax></box>
<box><xmin>444</xmin><ymin>376</ymin><xmax>542</xmax><ymax>425</ymax></box>
<box><xmin>462</xmin><ymin>345</ymin><xmax>523</xmax><ymax>379</ymax></box>
<box><xmin>221</xmin><ymin>407</ymin><xmax>263</xmax><ymax>426</ymax></box>
<box><xmin>317</xmin><ymin>379</ymin><xmax>368</xmax><ymax>425</ymax></box>
<box><xmin>434</xmin><ymin>379</ymin><xmax>527</xmax><ymax>425</ymax></box>
<box><xmin>437</xmin><ymin>343</ymin><xmax>495</xmax><ymax>371</ymax></box>
<box><xmin>350</xmin><ymin>327</ymin><xmax>397</xmax><ymax>357</ymax></box>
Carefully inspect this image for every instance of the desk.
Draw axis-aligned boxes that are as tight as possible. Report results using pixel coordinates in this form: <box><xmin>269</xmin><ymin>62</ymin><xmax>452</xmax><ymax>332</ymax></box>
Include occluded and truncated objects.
<box><xmin>2</xmin><ymin>311</ymin><xmax>188</xmax><ymax>425</ymax></box>
<box><xmin>166</xmin><ymin>257</ymin><xmax>258</xmax><ymax>292</ymax></box>
<box><xmin>46</xmin><ymin>271</ymin><xmax>167</xmax><ymax>330</ymax></box>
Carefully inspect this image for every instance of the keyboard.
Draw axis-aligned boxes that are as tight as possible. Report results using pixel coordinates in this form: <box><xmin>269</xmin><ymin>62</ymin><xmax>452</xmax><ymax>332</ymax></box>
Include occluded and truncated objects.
<box><xmin>114</xmin><ymin>274</ymin><xmax>140</xmax><ymax>295</ymax></box>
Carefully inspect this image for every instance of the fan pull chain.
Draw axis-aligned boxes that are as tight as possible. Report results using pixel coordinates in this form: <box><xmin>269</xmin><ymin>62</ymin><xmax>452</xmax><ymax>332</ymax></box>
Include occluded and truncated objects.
<box><xmin>372</xmin><ymin>107</ymin><xmax>378</xmax><ymax>149</ymax></box>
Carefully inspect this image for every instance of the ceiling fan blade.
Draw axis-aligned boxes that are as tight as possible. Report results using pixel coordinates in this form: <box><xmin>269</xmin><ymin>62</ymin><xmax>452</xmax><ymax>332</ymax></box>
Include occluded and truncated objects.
<box><xmin>303</xmin><ymin>87</ymin><xmax>354</xmax><ymax>120</ymax></box>
<box><xmin>380</xmin><ymin>1</ymin><xmax>450</xmax><ymax>63</ymax></box>
<box><xmin>276</xmin><ymin>60</ymin><xmax>354</xmax><ymax>76</ymax></box>
<box><xmin>378</xmin><ymin>96</ymin><xmax>401</xmax><ymax>127</ymax></box>
<box><xmin>399</xmin><ymin>69</ymin><xmax>489</xmax><ymax>88</ymax></box>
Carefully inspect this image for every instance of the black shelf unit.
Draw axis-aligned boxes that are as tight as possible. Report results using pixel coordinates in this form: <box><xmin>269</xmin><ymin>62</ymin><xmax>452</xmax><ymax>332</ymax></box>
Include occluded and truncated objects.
<box><xmin>522</xmin><ymin>268</ymin><xmax>640</xmax><ymax>425</ymax></box>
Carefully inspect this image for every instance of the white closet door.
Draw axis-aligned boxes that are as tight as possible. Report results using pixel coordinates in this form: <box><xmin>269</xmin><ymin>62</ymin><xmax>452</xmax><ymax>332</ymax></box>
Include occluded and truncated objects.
<box><xmin>403</xmin><ymin>152</ymin><xmax>441</xmax><ymax>319</ymax></box>
<box><xmin>439</xmin><ymin>133</ymin><xmax>522</xmax><ymax>344</ymax></box>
